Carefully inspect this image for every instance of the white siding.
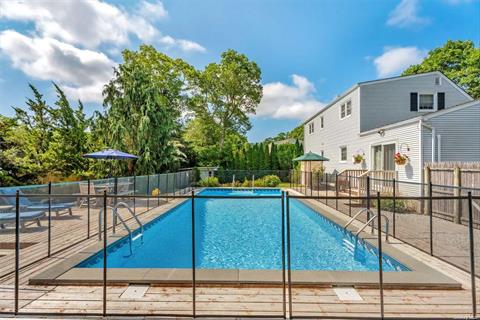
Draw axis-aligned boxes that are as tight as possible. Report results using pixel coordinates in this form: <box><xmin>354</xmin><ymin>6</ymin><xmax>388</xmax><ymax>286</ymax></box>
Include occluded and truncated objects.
<box><xmin>303</xmin><ymin>88</ymin><xmax>361</xmax><ymax>174</ymax></box>
<box><xmin>424</xmin><ymin>102</ymin><xmax>480</xmax><ymax>162</ymax></box>
<box><xmin>360</xmin><ymin>73</ymin><xmax>471</xmax><ymax>132</ymax></box>
<box><xmin>358</xmin><ymin>121</ymin><xmax>421</xmax><ymax>183</ymax></box>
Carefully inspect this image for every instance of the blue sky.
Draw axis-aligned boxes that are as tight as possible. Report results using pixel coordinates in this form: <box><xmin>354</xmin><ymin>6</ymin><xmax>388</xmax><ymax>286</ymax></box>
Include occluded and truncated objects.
<box><xmin>0</xmin><ymin>0</ymin><xmax>478</xmax><ymax>142</ymax></box>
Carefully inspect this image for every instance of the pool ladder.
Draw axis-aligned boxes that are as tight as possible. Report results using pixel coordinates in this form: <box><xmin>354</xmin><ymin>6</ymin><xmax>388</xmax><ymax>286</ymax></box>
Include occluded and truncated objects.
<box><xmin>344</xmin><ymin>208</ymin><xmax>389</xmax><ymax>242</ymax></box>
<box><xmin>98</xmin><ymin>202</ymin><xmax>144</xmax><ymax>254</ymax></box>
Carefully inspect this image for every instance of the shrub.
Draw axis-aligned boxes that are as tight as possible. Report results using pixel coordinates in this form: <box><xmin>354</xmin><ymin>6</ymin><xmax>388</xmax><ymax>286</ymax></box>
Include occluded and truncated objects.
<box><xmin>260</xmin><ymin>175</ymin><xmax>281</xmax><ymax>187</ymax></box>
<box><xmin>371</xmin><ymin>197</ymin><xmax>410</xmax><ymax>213</ymax></box>
<box><xmin>241</xmin><ymin>179</ymin><xmax>252</xmax><ymax>187</ymax></box>
<box><xmin>198</xmin><ymin>177</ymin><xmax>220</xmax><ymax>187</ymax></box>
<box><xmin>221</xmin><ymin>181</ymin><xmax>242</xmax><ymax>187</ymax></box>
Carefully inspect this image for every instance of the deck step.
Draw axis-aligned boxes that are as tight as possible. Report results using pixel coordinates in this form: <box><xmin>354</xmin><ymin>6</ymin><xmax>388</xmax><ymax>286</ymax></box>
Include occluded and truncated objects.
<box><xmin>343</xmin><ymin>238</ymin><xmax>355</xmax><ymax>254</ymax></box>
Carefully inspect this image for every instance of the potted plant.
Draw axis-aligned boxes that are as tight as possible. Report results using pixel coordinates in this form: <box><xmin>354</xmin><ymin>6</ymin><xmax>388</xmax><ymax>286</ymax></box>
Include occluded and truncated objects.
<box><xmin>352</xmin><ymin>154</ymin><xmax>364</xmax><ymax>164</ymax></box>
<box><xmin>394</xmin><ymin>152</ymin><xmax>409</xmax><ymax>165</ymax></box>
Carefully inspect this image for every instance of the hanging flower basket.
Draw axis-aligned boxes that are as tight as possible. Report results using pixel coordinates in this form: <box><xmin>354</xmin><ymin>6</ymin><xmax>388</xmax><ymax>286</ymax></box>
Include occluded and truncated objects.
<box><xmin>352</xmin><ymin>154</ymin><xmax>365</xmax><ymax>164</ymax></box>
<box><xmin>394</xmin><ymin>152</ymin><xmax>409</xmax><ymax>165</ymax></box>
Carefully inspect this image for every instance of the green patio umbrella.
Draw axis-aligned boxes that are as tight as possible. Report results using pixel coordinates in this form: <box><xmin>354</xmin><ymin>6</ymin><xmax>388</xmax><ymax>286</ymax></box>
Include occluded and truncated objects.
<box><xmin>293</xmin><ymin>151</ymin><xmax>330</xmax><ymax>162</ymax></box>
<box><xmin>293</xmin><ymin>151</ymin><xmax>329</xmax><ymax>188</ymax></box>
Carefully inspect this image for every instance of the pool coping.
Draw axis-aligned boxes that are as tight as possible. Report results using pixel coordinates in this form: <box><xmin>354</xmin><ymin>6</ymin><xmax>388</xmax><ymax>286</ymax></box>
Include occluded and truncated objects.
<box><xmin>29</xmin><ymin>188</ymin><xmax>461</xmax><ymax>289</ymax></box>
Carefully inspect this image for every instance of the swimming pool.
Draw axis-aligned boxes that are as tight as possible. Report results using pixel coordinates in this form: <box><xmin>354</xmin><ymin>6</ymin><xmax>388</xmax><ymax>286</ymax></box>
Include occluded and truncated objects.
<box><xmin>77</xmin><ymin>188</ymin><xmax>408</xmax><ymax>272</ymax></box>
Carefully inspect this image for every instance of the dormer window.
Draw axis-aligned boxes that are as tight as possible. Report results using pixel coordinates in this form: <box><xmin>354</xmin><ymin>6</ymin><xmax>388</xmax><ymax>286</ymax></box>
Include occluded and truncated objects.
<box><xmin>419</xmin><ymin>94</ymin><xmax>435</xmax><ymax>111</ymax></box>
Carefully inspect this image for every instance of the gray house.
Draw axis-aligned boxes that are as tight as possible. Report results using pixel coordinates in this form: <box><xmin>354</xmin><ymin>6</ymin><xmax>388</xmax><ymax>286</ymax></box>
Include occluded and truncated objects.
<box><xmin>302</xmin><ymin>71</ymin><xmax>479</xmax><ymax>192</ymax></box>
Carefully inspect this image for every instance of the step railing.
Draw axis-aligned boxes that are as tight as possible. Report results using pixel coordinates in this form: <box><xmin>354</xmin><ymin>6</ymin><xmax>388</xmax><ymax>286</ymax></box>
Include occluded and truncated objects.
<box><xmin>98</xmin><ymin>202</ymin><xmax>144</xmax><ymax>254</ymax></box>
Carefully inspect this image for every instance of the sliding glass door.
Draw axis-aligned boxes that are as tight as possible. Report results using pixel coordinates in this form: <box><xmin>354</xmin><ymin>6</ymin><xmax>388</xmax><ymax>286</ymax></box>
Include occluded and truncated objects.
<box><xmin>372</xmin><ymin>143</ymin><xmax>395</xmax><ymax>170</ymax></box>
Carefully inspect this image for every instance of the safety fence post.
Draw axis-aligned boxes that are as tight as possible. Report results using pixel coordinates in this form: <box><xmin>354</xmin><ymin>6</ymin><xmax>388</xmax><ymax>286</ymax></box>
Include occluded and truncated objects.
<box><xmin>191</xmin><ymin>191</ymin><xmax>196</xmax><ymax>317</ymax></box>
<box><xmin>102</xmin><ymin>191</ymin><xmax>107</xmax><ymax>317</ymax></box>
<box><xmin>429</xmin><ymin>181</ymin><xmax>433</xmax><ymax>255</ymax></box>
<box><xmin>376</xmin><ymin>192</ymin><xmax>385</xmax><ymax>319</ymax></box>
<box><xmin>47</xmin><ymin>181</ymin><xmax>52</xmax><ymax>257</ymax></box>
<box><xmin>286</xmin><ymin>192</ymin><xmax>293</xmax><ymax>318</ymax></box>
<box><xmin>468</xmin><ymin>192</ymin><xmax>477</xmax><ymax>318</ymax></box>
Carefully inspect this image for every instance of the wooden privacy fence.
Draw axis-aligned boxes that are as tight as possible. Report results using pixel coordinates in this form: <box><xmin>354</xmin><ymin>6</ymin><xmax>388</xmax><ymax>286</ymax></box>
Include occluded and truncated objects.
<box><xmin>424</xmin><ymin>162</ymin><xmax>480</xmax><ymax>225</ymax></box>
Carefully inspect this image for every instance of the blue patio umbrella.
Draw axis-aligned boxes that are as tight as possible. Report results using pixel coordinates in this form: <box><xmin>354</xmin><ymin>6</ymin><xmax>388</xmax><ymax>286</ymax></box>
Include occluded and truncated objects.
<box><xmin>83</xmin><ymin>148</ymin><xmax>138</xmax><ymax>178</ymax></box>
<box><xmin>83</xmin><ymin>148</ymin><xmax>138</xmax><ymax>160</ymax></box>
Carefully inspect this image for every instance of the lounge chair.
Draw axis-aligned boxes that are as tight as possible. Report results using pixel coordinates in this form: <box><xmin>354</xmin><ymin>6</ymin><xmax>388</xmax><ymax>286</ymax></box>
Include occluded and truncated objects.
<box><xmin>0</xmin><ymin>210</ymin><xmax>45</xmax><ymax>229</ymax></box>
<box><xmin>0</xmin><ymin>189</ymin><xmax>75</xmax><ymax>216</ymax></box>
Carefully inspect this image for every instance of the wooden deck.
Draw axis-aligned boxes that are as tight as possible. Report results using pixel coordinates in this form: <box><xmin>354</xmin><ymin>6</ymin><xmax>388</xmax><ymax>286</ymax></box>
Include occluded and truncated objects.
<box><xmin>0</xmin><ymin>191</ymin><xmax>478</xmax><ymax>318</ymax></box>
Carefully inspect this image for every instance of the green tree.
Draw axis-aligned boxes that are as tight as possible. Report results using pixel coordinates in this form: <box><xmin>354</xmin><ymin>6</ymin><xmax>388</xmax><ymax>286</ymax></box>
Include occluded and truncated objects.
<box><xmin>99</xmin><ymin>45</ymin><xmax>191</xmax><ymax>175</ymax></box>
<box><xmin>269</xmin><ymin>143</ymin><xmax>280</xmax><ymax>170</ymax></box>
<box><xmin>12</xmin><ymin>84</ymin><xmax>54</xmax><ymax>178</ymax></box>
<box><xmin>189</xmin><ymin>49</ymin><xmax>262</xmax><ymax>164</ymax></box>
<box><xmin>403</xmin><ymin>40</ymin><xmax>480</xmax><ymax>99</ymax></box>
<box><xmin>288</xmin><ymin>125</ymin><xmax>304</xmax><ymax>141</ymax></box>
<box><xmin>45</xmin><ymin>84</ymin><xmax>90</xmax><ymax>178</ymax></box>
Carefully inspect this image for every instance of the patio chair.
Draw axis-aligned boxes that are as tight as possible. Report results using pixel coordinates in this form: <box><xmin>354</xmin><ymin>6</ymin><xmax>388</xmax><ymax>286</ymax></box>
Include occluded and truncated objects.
<box><xmin>0</xmin><ymin>210</ymin><xmax>45</xmax><ymax>229</ymax></box>
<box><xmin>77</xmin><ymin>182</ymin><xmax>99</xmax><ymax>208</ymax></box>
<box><xmin>0</xmin><ymin>189</ymin><xmax>75</xmax><ymax>216</ymax></box>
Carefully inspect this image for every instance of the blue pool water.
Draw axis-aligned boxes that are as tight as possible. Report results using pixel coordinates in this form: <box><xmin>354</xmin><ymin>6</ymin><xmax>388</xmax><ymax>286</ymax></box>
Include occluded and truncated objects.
<box><xmin>78</xmin><ymin>188</ymin><xmax>409</xmax><ymax>271</ymax></box>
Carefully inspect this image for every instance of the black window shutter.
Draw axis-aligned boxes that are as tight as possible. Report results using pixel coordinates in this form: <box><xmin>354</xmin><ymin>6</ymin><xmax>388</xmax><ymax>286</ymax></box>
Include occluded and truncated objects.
<box><xmin>410</xmin><ymin>92</ymin><xmax>418</xmax><ymax>111</ymax></box>
<box><xmin>438</xmin><ymin>92</ymin><xmax>445</xmax><ymax>110</ymax></box>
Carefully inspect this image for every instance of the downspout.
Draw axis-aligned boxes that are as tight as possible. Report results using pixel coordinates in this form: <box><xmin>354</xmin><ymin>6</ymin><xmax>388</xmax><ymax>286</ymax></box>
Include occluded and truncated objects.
<box><xmin>431</xmin><ymin>127</ymin><xmax>436</xmax><ymax>163</ymax></box>
<box><xmin>437</xmin><ymin>135</ymin><xmax>442</xmax><ymax>162</ymax></box>
<box><xmin>421</xmin><ymin>121</ymin><xmax>435</xmax><ymax>163</ymax></box>
<box><xmin>419</xmin><ymin>118</ymin><xmax>423</xmax><ymax>180</ymax></box>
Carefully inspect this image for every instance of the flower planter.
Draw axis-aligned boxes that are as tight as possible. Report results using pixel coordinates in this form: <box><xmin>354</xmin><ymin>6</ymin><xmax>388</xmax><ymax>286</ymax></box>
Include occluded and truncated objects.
<box><xmin>394</xmin><ymin>153</ymin><xmax>409</xmax><ymax>166</ymax></box>
<box><xmin>352</xmin><ymin>154</ymin><xmax>364</xmax><ymax>165</ymax></box>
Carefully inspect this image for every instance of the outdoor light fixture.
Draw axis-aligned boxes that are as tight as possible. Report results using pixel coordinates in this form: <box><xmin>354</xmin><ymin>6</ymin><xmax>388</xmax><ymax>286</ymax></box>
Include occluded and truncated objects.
<box><xmin>377</xmin><ymin>129</ymin><xmax>385</xmax><ymax>136</ymax></box>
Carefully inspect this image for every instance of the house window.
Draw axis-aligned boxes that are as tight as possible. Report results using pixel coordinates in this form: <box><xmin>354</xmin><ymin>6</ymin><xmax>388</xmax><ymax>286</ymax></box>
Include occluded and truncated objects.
<box><xmin>419</xmin><ymin>94</ymin><xmax>435</xmax><ymax>111</ymax></box>
<box><xmin>434</xmin><ymin>76</ymin><xmax>441</xmax><ymax>85</ymax></box>
<box><xmin>340</xmin><ymin>146</ymin><xmax>347</xmax><ymax>162</ymax></box>
<box><xmin>320</xmin><ymin>116</ymin><xmax>324</xmax><ymax>129</ymax></box>
<box><xmin>308</xmin><ymin>122</ymin><xmax>314</xmax><ymax>134</ymax></box>
<box><xmin>340</xmin><ymin>100</ymin><xmax>352</xmax><ymax>119</ymax></box>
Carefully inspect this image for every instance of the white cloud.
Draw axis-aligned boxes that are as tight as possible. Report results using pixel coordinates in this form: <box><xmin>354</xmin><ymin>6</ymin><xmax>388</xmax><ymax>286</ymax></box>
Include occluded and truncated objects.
<box><xmin>256</xmin><ymin>75</ymin><xmax>325</xmax><ymax>120</ymax></box>
<box><xmin>138</xmin><ymin>0</ymin><xmax>168</xmax><ymax>20</ymax></box>
<box><xmin>387</xmin><ymin>0</ymin><xmax>430</xmax><ymax>28</ymax></box>
<box><xmin>373</xmin><ymin>46</ymin><xmax>427</xmax><ymax>77</ymax></box>
<box><xmin>160</xmin><ymin>36</ymin><xmax>206</xmax><ymax>52</ymax></box>
<box><xmin>0</xmin><ymin>30</ymin><xmax>115</xmax><ymax>102</ymax></box>
<box><xmin>0</xmin><ymin>0</ymin><xmax>205</xmax><ymax>103</ymax></box>
<box><xmin>0</xmin><ymin>0</ymin><xmax>203</xmax><ymax>52</ymax></box>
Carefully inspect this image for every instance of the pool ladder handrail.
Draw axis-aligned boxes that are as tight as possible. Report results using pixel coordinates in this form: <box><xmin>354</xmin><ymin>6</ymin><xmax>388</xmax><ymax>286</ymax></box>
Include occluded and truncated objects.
<box><xmin>98</xmin><ymin>202</ymin><xmax>144</xmax><ymax>254</ymax></box>
<box><xmin>344</xmin><ymin>208</ymin><xmax>389</xmax><ymax>242</ymax></box>
<box><xmin>354</xmin><ymin>214</ymin><xmax>389</xmax><ymax>242</ymax></box>
<box><xmin>343</xmin><ymin>208</ymin><xmax>375</xmax><ymax>231</ymax></box>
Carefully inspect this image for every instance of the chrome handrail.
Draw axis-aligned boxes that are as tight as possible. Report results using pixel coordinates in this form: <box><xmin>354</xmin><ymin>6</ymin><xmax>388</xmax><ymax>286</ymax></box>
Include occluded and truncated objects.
<box><xmin>98</xmin><ymin>202</ymin><xmax>144</xmax><ymax>254</ymax></box>
<box><xmin>115</xmin><ymin>202</ymin><xmax>144</xmax><ymax>239</ymax></box>
<box><xmin>343</xmin><ymin>208</ymin><xmax>376</xmax><ymax>229</ymax></box>
<box><xmin>98</xmin><ymin>206</ymin><xmax>115</xmax><ymax>241</ymax></box>
<box><xmin>355</xmin><ymin>214</ymin><xmax>390</xmax><ymax>242</ymax></box>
